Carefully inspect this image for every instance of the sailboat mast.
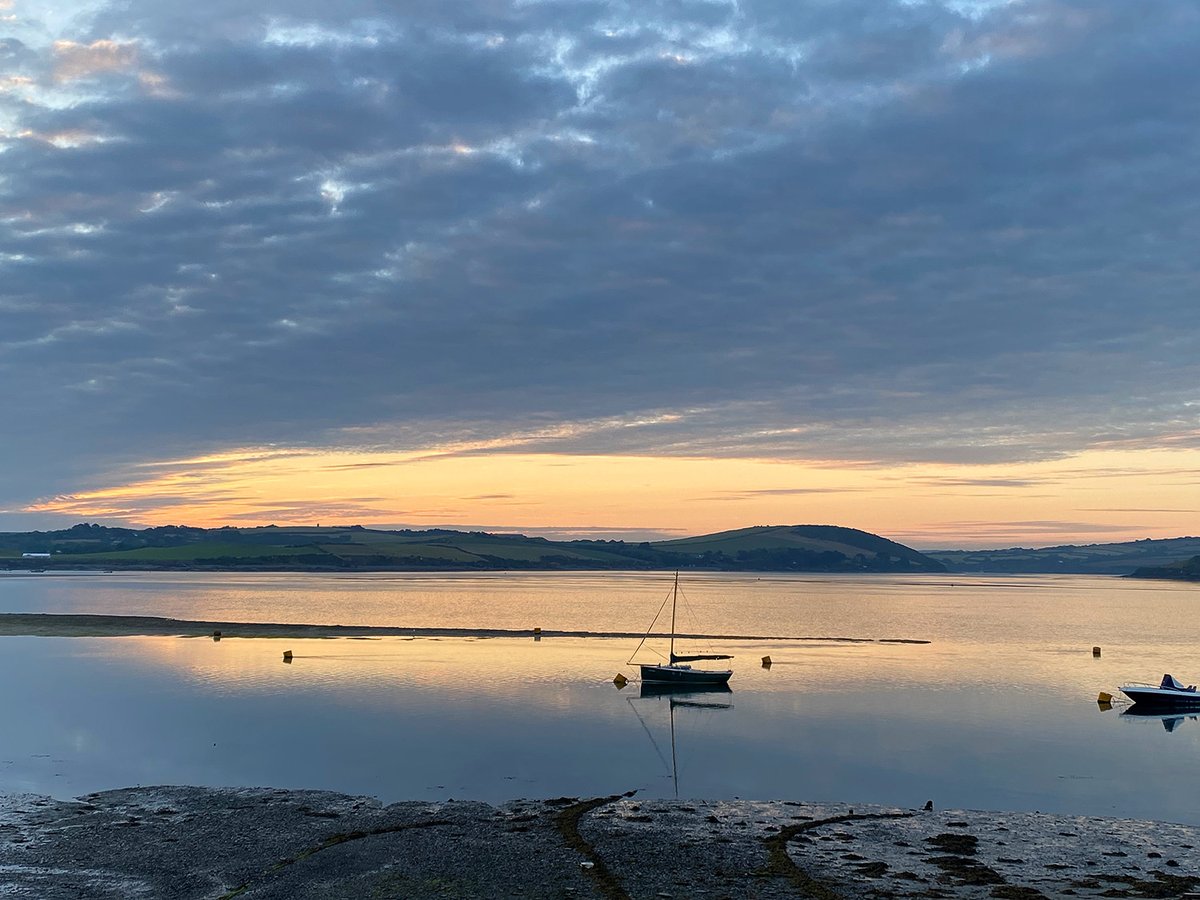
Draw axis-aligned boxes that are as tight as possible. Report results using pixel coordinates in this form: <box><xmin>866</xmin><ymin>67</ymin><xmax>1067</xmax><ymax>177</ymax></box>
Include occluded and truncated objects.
<box><xmin>670</xmin><ymin>571</ymin><xmax>678</xmax><ymax>661</ymax></box>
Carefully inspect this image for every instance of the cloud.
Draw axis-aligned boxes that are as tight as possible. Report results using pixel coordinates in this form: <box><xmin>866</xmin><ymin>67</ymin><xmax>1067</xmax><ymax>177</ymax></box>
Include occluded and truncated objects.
<box><xmin>218</xmin><ymin>501</ymin><xmax>395</xmax><ymax>522</ymax></box>
<box><xmin>728</xmin><ymin>488</ymin><xmax>864</xmax><ymax>496</ymax></box>
<box><xmin>1</xmin><ymin>0</ymin><xmax>1199</xmax><ymax>527</ymax></box>
<box><xmin>365</xmin><ymin>523</ymin><xmax>690</xmax><ymax>542</ymax></box>
<box><xmin>906</xmin><ymin>477</ymin><xmax>1048</xmax><ymax>489</ymax></box>
<box><xmin>934</xmin><ymin>520</ymin><xmax>1149</xmax><ymax>535</ymax></box>
<box><xmin>693</xmin><ymin>487</ymin><xmax>867</xmax><ymax>502</ymax></box>
<box><xmin>901</xmin><ymin>518</ymin><xmax>1157</xmax><ymax>549</ymax></box>
<box><xmin>1075</xmin><ymin>507</ymin><xmax>1197</xmax><ymax>514</ymax></box>
<box><xmin>51</xmin><ymin>39</ymin><xmax>138</xmax><ymax>81</ymax></box>
<box><xmin>321</xmin><ymin>461</ymin><xmax>399</xmax><ymax>471</ymax></box>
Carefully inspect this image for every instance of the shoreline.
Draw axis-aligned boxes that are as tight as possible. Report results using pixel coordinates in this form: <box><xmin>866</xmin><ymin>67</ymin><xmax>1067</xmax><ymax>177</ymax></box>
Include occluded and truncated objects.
<box><xmin>0</xmin><ymin>612</ymin><xmax>931</xmax><ymax>643</ymax></box>
<box><xmin>1</xmin><ymin>786</ymin><xmax>1197</xmax><ymax>898</ymax></box>
<box><xmin>12</xmin><ymin>563</ymin><xmax>1182</xmax><ymax>579</ymax></box>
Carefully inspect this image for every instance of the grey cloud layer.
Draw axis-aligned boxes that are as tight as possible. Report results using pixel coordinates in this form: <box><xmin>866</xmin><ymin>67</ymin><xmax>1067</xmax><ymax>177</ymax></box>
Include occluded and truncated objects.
<box><xmin>2</xmin><ymin>0</ymin><xmax>1199</xmax><ymax>504</ymax></box>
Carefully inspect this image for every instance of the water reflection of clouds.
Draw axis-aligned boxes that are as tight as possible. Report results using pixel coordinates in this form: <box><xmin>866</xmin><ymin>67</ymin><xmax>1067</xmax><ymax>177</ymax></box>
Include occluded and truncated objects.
<box><xmin>2</xmin><ymin>632</ymin><xmax>1199</xmax><ymax>822</ymax></box>
<box><xmin>3</xmin><ymin>571</ymin><xmax>1200</xmax><ymax>819</ymax></box>
<box><xmin>8</xmin><ymin>573</ymin><xmax>1200</xmax><ymax>674</ymax></box>
<box><xmin>73</xmin><ymin>631</ymin><xmax>1187</xmax><ymax>712</ymax></box>
<box><xmin>85</xmin><ymin>635</ymin><xmax>637</xmax><ymax>714</ymax></box>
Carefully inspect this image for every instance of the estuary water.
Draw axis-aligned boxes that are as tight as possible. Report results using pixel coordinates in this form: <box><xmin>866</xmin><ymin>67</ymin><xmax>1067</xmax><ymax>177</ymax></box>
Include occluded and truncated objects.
<box><xmin>1</xmin><ymin>571</ymin><xmax>1198</xmax><ymax>823</ymax></box>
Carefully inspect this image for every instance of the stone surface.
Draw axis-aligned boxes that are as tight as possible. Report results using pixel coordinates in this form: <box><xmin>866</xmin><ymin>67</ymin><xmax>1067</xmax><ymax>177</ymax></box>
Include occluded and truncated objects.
<box><xmin>0</xmin><ymin>788</ymin><xmax>1197</xmax><ymax>899</ymax></box>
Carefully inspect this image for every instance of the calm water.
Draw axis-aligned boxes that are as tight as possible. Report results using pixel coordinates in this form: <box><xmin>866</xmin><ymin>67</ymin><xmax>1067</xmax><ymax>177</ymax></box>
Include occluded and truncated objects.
<box><xmin>1</xmin><ymin>572</ymin><xmax>1198</xmax><ymax>823</ymax></box>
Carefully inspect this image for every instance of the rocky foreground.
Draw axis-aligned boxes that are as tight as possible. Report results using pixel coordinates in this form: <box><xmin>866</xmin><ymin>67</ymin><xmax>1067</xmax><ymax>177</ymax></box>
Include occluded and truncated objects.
<box><xmin>1</xmin><ymin>788</ymin><xmax>1198</xmax><ymax>899</ymax></box>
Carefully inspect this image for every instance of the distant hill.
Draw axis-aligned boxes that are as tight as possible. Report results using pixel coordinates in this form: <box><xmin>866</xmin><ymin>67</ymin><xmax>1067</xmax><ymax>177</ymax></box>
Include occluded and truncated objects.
<box><xmin>1129</xmin><ymin>555</ymin><xmax>1200</xmax><ymax>582</ymax></box>
<box><xmin>652</xmin><ymin>525</ymin><xmax>942</xmax><ymax>571</ymax></box>
<box><xmin>928</xmin><ymin>537</ymin><xmax>1200</xmax><ymax>575</ymax></box>
<box><xmin>0</xmin><ymin>522</ymin><xmax>945</xmax><ymax>573</ymax></box>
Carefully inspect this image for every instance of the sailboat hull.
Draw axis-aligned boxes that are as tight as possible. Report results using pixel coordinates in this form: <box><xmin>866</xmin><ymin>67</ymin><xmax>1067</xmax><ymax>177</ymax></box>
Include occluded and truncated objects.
<box><xmin>640</xmin><ymin>663</ymin><xmax>732</xmax><ymax>685</ymax></box>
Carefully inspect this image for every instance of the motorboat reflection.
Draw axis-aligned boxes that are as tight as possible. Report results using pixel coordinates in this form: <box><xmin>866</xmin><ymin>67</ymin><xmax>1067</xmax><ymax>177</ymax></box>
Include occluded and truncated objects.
<box><xmin>1120</xmin><ymin>706</ymin><xmax>1200</xmax><ymax>733</ymax></box>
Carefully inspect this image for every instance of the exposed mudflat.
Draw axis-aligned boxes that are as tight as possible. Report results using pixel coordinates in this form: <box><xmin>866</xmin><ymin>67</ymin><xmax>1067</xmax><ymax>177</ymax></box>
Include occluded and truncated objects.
<box><xmin>0</xmin><ymin>788</ymin><xmax>1196</xmax><ymax>899</ymax></box>
<box><xmin>0</xmin><ymin>612</ymin><xmax>929</xmax><ymax>643</ymax></box>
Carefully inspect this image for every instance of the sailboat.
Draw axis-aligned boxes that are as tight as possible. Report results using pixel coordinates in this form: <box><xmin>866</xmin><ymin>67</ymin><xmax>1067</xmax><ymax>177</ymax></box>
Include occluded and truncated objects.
<box><xmin>629</xmin><ymin>572</ymin><xmax>733</xmax><ymax>685</ymax></box>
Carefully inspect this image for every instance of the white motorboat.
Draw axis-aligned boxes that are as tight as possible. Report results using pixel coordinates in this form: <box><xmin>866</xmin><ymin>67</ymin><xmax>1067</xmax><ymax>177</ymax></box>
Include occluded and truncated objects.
<box><xmin>1119</xmin><ymin>674</ymin><xmax>1200</xmax><ymax>709</ymax></box>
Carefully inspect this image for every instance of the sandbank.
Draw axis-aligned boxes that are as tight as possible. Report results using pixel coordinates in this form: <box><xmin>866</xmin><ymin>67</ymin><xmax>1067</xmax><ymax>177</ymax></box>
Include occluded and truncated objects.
<box><xmin>0</xmin><ymin>612</ymin><xmax>929</xmax><ymax>643</ymax></box>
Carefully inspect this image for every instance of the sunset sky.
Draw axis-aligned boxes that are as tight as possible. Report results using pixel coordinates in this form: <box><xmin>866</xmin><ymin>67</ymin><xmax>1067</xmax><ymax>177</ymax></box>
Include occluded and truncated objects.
<box><xmin>2</xmin><ymin>0</ymin><xmax>1198</xmax><ymax>548</ymax></box>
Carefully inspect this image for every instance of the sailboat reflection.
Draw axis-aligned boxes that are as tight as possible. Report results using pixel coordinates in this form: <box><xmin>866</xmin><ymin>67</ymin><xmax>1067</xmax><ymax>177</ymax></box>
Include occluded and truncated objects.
<box><xmin>629</xmin><ymin>683</ymin><xmax>732</xmax><ymax>797</ymax></box>
<box><xmin>1121</xmin><ymin>707</ymin><xmax>1199</xmax><ymax>733</ymax></box>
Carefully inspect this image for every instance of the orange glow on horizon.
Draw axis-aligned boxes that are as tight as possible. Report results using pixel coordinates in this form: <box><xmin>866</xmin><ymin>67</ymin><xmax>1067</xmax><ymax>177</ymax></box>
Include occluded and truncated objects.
<box><xmin>22</xmin><ymin>444</ymin><xmax>1200</xmax><ymax>549</ymax></box>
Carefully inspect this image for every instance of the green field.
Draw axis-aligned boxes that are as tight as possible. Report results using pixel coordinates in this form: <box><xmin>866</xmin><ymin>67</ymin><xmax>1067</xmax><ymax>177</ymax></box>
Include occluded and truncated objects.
<box><xmin>319</xmin><ymin>542</ymin><xmax>483</xmax><ymax>562</ymax></box>
<box><xmin>0</xmin><ymin>522</ymin><xmax>948</xmax><ymax>572</ymax></box>
<box><xmin>655</xmin><ymin>525</ymin><xmax>930</xmax><ymax>561</ymax></box>
<box><xmin>55</xmin><ymin>543</ymin><xmax>326</xmax><ymax>562</ymax></box>
<box><xmin>928</xmin><ymin>536</ymin><xmax>1200</xmax><ymax>574</ymax></box>
<box><xmin>659</xmin><ymin>529</ymin><xmax>865</xmax><ymax>556</ymax></box>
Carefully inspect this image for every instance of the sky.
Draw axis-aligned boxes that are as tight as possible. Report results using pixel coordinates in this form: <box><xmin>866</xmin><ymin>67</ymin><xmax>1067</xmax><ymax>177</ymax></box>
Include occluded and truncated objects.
<box><xmin>1</xmin><ymin>0</ymin><xmax>1198</xmax><ymax>549</ymax></box>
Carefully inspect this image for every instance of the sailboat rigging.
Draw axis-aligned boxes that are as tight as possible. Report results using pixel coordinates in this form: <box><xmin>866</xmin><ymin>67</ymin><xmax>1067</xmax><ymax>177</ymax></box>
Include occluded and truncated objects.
<box><xmin>628</xmin><ymin>572</ymin><xmax>733</xmax><ymax>685</ymax></box>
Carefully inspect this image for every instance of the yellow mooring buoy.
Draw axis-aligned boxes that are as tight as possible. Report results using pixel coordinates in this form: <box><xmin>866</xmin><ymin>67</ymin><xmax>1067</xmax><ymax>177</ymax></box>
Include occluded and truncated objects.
<box><xmin>282</xmin><ymin>650</ymin><xmax>293</xmax><ymax>662</ymax></box>
<box><xmin>1097</xmin><ymin>691</ymin><xmax>1113</xmax><ymax>706</ymax></box>
<box><xmin>1092</xmin><ymin>646</ymin><xmax>1102</xmax><ymax>657</ymax></box>
<box><xmin>761</xmin><ymin>655</ymin><xmax>772</xmax><ymax>668</ymax></box>
<box><xmin>613</xmin><ymin>673</ymin><xmax>628</xmax><ymax>688</ymax></box>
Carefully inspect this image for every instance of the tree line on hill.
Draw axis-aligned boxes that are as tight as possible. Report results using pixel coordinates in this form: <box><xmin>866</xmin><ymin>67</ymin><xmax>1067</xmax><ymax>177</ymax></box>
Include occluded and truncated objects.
<box><xmin>0</xmin><ymin>523</ymin><xmax>946</xmax><ymax>573</ymax></box>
